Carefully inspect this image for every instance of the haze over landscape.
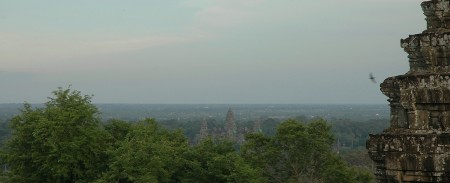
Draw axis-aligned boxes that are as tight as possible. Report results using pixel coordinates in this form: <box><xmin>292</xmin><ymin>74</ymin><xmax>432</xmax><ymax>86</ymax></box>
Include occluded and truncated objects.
<box><xmin>0</xmin><ymin>0</ymin><xmax>424</xmax><ymax>104</ymax></box>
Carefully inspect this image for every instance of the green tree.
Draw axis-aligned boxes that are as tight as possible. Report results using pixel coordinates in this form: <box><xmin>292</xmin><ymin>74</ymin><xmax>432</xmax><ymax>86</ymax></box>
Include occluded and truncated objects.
<box><xmin>322</xmin><ymin>154</ymin><xmax>373</xmax><ymax>183</ymax></box>
<box><xmin>0</xmin><ymin>121</ymin><xmax>11</xmax><ymax>147</ymax></box>
<box><xmin>103</xmin><ymin>119</ymin><xmax>132</xmax><ymax>147</ymax></box>
<box><xmin>98</xmin><ymin>118</ymin><xmax>189</xmax><ymax>183</ymax></box>
<box><xmin>242</xmin><ymin>118</ymin><xmax>372</xmax><ymax>183</ymax></box>
<box><xmin>179</xmin><ymin>138</ymin><xmax>265</xmax><ymax>183</ymax></box>
<box><xmin>2</xmin><ymin>87</ymin><xmax>110</xmax><ymax>183</ymax></box>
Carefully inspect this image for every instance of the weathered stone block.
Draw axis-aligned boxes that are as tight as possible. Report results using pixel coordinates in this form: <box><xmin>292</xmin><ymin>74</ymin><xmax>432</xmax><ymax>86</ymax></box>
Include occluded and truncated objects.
<box><xmin>367</xmin><ymin>1</ymin><xmax>450</xmax><ymax>182</ymax></box>
<box><xmin>414</xmin><ymin>110</ymin><xmax>430</xmax><ymax>130</ymax></box>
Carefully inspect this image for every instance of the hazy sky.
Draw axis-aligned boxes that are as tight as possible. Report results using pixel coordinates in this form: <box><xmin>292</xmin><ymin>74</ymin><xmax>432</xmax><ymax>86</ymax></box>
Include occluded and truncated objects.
<box><xmin>0</xmin><ymin>0</ymin><xmax>425</xmax><ymax>104</ymax></box>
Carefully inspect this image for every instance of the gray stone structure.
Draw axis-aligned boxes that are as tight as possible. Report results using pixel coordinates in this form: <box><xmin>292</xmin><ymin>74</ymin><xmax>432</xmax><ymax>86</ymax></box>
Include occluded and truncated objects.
<box><xmin>367</xmin><ymin>0</ymin><xmax>450</xmax><ymax>182</ymax></box>
<box><xmin>199</xmin><ymin>118</ymin><xmax>208</xmax><ymax>140</ymax></box>
<box><xmin>225</xmin><ymin>108</ymin><xmax>236</xmax><ymax>139</ymax></box>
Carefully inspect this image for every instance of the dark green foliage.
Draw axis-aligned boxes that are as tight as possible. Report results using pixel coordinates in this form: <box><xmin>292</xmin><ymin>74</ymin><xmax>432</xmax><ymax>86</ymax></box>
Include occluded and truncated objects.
<box><xmin>260</xmin><ymin>118</ymin><xmax>281</xmax><ymax>136</ymax></box>
<box><xmin>0</xmin><ymin>88</ymin><xmax>377</xmax><ymax>183</ymax></box>
<box><xmin>98</xmin><ymin>118</ymin><xmax>189</xmax><ymax>183</ymax></box>
<box><xmin>103</xmin><ymin>119</ymin><xmax>132</xmax><ymax>145</ymax></box>
<box><xmin>0</xmin><ymin>121</ymin><xmax>10</xmax><ymax>147</ymax></box>
<box><xmin>179</xmin><ymin>138</ymin><xmax>265</xmax><ymax>183</ymax></box>
<box><xmin>322</xmin><ymin>154</ymin><xmax>373</xmax><ymax>183</ymax></box>
<box><xmin>99</xmin><ymin>123</ymin><xmax>264</xmax><ymax>183</ymax></box>
<box><xmin>2</xmin><ymin>87</ymin><xmax>110</xmax><ymax>183</ymax></box>
<box><xmin>242</xmin><ymin>118</ymin><xmax>373</xmax><ymax>183</ymax></box>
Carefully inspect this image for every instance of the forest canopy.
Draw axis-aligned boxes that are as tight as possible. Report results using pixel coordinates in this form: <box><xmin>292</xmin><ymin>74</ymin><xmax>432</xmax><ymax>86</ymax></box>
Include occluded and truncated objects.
<box><xmin>0</xmin><ymin>88</ymin><xmax>373</xmax><ymax>183</ymax></box>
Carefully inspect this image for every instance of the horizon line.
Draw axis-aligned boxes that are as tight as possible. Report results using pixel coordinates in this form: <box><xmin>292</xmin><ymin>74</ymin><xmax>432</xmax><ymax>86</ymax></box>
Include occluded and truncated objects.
<box><xmin>0</xmin><ymin>103</ymin><xmax>389</xmax><ymax>105</ymax></box>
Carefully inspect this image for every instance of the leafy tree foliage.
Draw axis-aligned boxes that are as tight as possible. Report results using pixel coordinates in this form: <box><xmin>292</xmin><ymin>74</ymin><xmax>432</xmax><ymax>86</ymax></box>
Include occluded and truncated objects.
<box><xmin>103</xmin><ymin>119</ymin><xmax>132</xmax><ymax>147</ymax></box>
<box><xmin>2</xmin><ymin>87</ymin><xmax>110</xmax><ymax>183</ymax></box>
<box><xmin>242</xmin><ymin>118</ymin><xmax>373</xmax><ymax>183</ymax></box>
<box><xmin>0</xmin><ymin>121</ymin><xmax>10</xmax><ymax>147</ymax></box>
<box><xmin>322</xmin><ymin>154</ymin><xmax>373</xmax><ymax>183</ymax></box>
<box><xmin>0</xmin><ymin>88</ymin><xmax>376</xmax><ymax>183</ymax></box>
<box><xmin>179</xmin><ymin>138</ymin><xmax>265</xmax><ymax>183</ymax></box>
<box><xmin>99</xmin><ymin>121</ymin><xmax>264</xmax><ymax>183</ymax></box>
<box><xmin>97</xmin><ymin>118</ymin><xmax>189</xmax><ymax>183</ymax></box>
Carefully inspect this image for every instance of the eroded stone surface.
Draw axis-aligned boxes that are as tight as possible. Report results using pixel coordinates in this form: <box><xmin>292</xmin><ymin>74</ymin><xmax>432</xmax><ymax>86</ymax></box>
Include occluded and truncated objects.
<box><xmin>367</xmin><ymin>0</ymin><xmax>450</xmax><ymax>182</ymax></box>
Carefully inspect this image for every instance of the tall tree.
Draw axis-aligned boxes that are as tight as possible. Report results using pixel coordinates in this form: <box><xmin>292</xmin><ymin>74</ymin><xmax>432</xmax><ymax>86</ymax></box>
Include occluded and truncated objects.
<box><xmin>242</xmin><ymin>118</ymin><xmax>372</xmax><ymax>183</ymax></box>
<box><xmin>97</xmin><ymin>118</ymin><xmax>189</xmax><ymax>183</ymax></box>
<box><xmin>179</xmin><ymin>138</ymin><xmax>265</xmax><ymax>183</ymax></box>
<box><xmin>2</xmin><ymin>87</ymin><xmax>110</xmax><ymax>183</ymax></box>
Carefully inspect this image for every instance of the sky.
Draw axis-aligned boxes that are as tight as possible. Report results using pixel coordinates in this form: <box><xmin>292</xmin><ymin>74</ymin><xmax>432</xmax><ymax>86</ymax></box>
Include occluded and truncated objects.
<box><xmin>0</xmin><ymin>0</ymin><xmax>425</xmax><ymax>104</ymax></box>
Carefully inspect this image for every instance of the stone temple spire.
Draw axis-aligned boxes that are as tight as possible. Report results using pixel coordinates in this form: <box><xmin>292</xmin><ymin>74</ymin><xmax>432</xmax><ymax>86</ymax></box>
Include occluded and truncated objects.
<box><xmin>367</xmin><ymin>0</ymin><xmax>450</xmax><ymax>182</ymax></box>
<box><xmin>225</xmin><ymin>108</ymin><xmax>236</xmax><ymax>139</ymax></box>
<box><xmin>199</xmin><ymin>118</ymin><xmax>208</xmax><ymax>140</ymax></box>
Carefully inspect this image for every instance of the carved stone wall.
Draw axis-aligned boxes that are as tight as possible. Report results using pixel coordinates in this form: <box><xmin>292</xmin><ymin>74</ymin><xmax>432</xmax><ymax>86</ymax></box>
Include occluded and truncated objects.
<box><xmin>367</xmin><ymin>0</ymin><xmax>450</xmax><ymax>182</ymax></box>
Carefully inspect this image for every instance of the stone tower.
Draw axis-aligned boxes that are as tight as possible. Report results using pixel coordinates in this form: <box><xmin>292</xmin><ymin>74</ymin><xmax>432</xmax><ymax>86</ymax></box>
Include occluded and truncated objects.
<box><xmin>199</xmin><ymin>118</ymin><xmax>208</xmax><ymax>140</ymax></box>
<box><xmin>225</xmin><ymin>108</ymin><xmax>236</xmax><ymax>139</ymax></box>
<box><xmin>253</xmin><ymin>118</ymin><xmax>262</xmax><ymax>133</ymax></box>
<box><xmin>367</xmin><ymin>0</ymin><xmax>450</xmax><ymax>182</ymax></box>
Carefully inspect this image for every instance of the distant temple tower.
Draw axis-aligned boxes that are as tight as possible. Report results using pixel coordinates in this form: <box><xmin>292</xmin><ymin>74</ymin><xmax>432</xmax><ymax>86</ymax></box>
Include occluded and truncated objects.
<box><xmin>199</xmin><ymin>118</ymin><xmax>209</xmax><ymax>140</ymax></box>
<box><xmin>367</xmin><ymin>0</ymin><xmax>450</xmax><ymax>182</ymax></box>
<box><xmin>225</xmin><ymin>108</ymin><xmax>236</xmax><ymax>139</ymax></box>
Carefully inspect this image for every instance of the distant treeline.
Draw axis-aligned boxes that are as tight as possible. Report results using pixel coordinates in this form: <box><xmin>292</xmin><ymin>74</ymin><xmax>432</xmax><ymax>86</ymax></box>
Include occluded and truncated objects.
<box><xmin>156</xmin><ymin>116</ymin><xmax>389</xmax><ymax>148</ymax></box>
<box><xmin>0</xmin><ymin>88</ymin><xmax>389</xmax><ymax>183</ymax></box>
<box><xmin>0</xmin><ymin>102</ymin><xmax>389</xmax><ymax>148</ymax></box>
<box><xmin>0</xmin><ymin>103</ymin><xmax>389</xmax><ymax>122</ymax></box>
<box><xmin>0</xmin><ymin>112</ymin><xmax>389</xmax><ymax>150</ymax></box>
<box><xmin>0</xmin><ymin>88</ymin><xmax>375</xmax><ymax>183</ymax></box>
